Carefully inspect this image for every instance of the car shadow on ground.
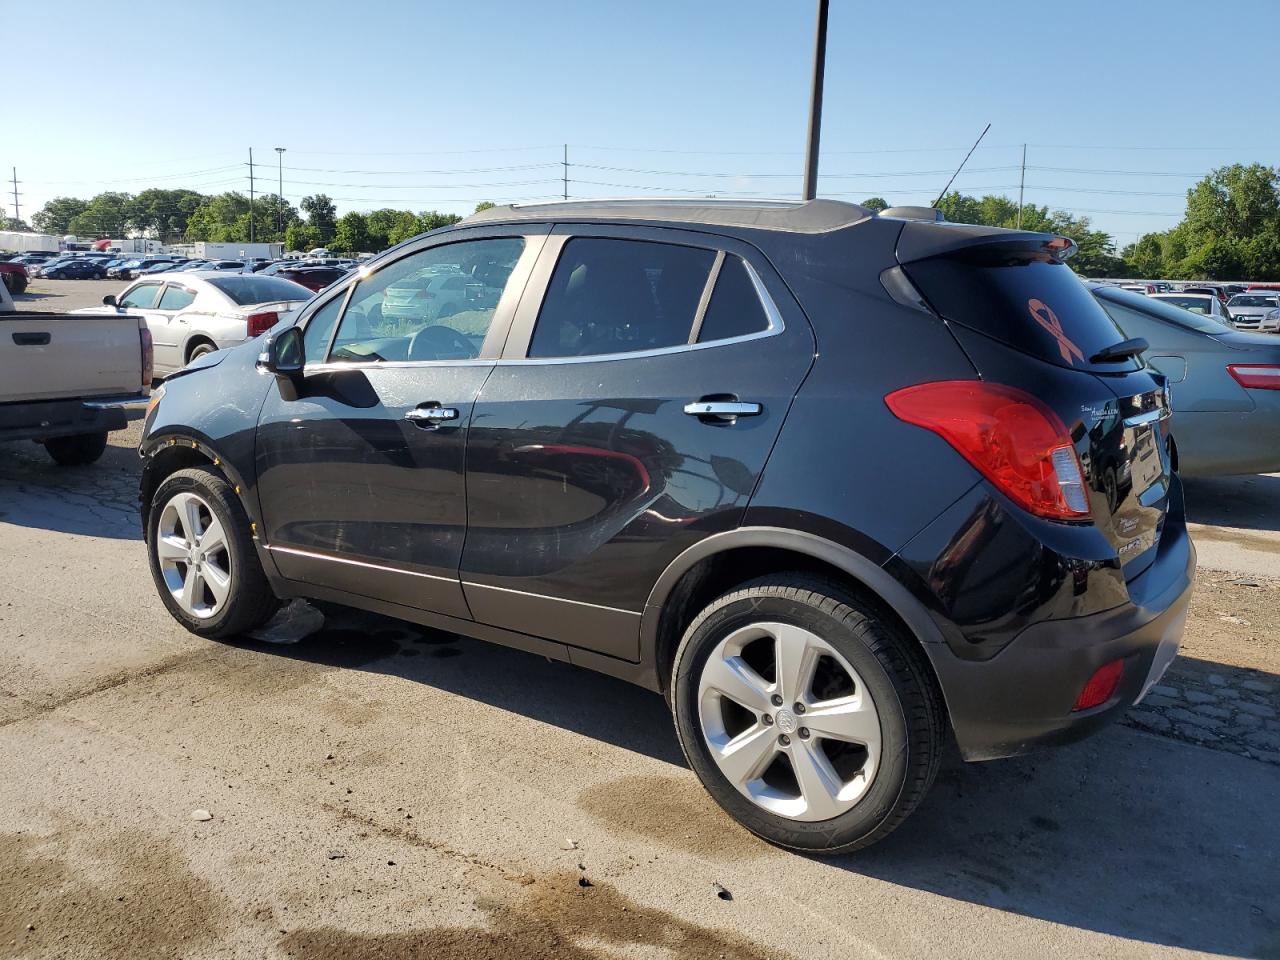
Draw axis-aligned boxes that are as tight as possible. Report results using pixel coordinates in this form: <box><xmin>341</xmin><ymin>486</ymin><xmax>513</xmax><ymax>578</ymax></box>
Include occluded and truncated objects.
<box><xmin>230</xmin><ymin>604</ymin><xmax>1279</xmax><ymax>958</ymax></box>
<box><xmin>1184</xmin><ymin>472</ymin><xmax>1280</xmax><ymax>532</ymax></box>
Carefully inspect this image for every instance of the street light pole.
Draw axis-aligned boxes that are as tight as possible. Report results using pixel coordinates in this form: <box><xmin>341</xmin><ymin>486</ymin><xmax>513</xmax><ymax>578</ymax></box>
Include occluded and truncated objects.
<box><xmin>275</xmin><ymin>147</ymin><xmax>286</xmax><ymax>235</ymax></box>
<box><xmin>801</xmin><ymin>0</ymin><xmax>830</xmax><ymax>201</ymax></box>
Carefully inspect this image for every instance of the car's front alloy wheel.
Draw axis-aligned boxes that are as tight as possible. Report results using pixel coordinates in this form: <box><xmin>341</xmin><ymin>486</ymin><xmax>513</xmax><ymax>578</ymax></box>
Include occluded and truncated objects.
<box><xmin>155</xmin><ymin>490</ymin><xmax>233</xmax><ymax>619</ymax></box>
<box><xmin>147</xmin><ymin>466</ymin><xmax>279</xmax><ymax>638</ymax></box>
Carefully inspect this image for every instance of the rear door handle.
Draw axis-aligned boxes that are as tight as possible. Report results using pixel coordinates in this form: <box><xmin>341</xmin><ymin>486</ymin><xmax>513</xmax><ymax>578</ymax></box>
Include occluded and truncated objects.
<box><xmin>683</xmin><ymin>400</ymin><xmax>762</xmax><ymax>419</ymax></box>
<box><xmin>12</xmin><ymin>332</ymin><xmax>50</xmax><ymax>346</ymax></box>
<box><xmin>404</xmin><ymin>405</ymin><xmax>460</xmax><ymax>427</ymax></box>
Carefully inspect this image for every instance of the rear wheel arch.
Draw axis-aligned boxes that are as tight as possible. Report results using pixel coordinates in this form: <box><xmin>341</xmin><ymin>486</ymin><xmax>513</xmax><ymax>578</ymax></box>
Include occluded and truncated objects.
<box><xmin>184</xmin><ymin>336</ymin><xmax>218</xmax><ymax>364</ymax></box>
<box><xmin>643</xmin><ymin>528</ymin><xmax>949</xmax><ymax>699</ymax></box>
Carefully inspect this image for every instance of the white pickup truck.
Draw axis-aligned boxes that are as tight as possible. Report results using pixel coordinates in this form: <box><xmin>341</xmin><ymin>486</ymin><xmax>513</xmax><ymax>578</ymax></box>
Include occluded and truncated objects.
<box><xmin>0</xmin><ymin>283</ymin><xmax>152</xmax><ymax>465</ymax></box>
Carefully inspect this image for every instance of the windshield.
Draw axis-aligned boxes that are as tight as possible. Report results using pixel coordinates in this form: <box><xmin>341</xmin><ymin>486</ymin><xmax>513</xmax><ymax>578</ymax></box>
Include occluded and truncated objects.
<box><xmin>1094</xmin><ymin>286</ymin><xmax>1233</xmax><ymax>333</ymax></box>
<box><xmin>209</xmin><ymin>275</ymin><xmax>313</xmax><ymax>305</ymax></box>
<box><xmin>1229</xmin><ymin>295</ymin><xmax>1279</xmax><ymax>308</ymax></box>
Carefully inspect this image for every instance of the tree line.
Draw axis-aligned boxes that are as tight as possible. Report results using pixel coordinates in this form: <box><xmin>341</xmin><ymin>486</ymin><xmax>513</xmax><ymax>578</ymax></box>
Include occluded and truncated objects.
<box><xmin>20</xmin><ymin>164</ymin><xmax>1280</xmax><ymax>277</ymax></box>
<box><xmin>24</xmin><ymin>189</ymin><xmax>495</xmax><ymax>254</ymax></box>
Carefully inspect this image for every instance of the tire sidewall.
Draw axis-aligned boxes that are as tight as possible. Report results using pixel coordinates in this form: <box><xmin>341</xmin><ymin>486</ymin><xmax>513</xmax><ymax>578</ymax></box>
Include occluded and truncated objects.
<box><xmin>146</xmin><ymin>470</ymin><xmax>250</xmax><ymax>636</ymax></box>
<box><xmin>673</xmin><ymin>591</ymin><xmax>912</xmax><ymax>851</ymax></box>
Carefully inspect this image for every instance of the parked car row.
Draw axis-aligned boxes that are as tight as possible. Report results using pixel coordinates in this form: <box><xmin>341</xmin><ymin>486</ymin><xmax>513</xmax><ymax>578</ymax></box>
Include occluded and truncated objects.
<box><xmin>1095</xmin><ymin>280</ymin><xmax>1280</xmax><ymax>333</ymax></box>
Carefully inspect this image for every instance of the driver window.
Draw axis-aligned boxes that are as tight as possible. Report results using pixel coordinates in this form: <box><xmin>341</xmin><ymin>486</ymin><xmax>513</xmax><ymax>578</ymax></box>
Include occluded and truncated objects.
<box><xmin>328</xmin><ymin>237</ymin><xmax>525</xmax><ymax>363</ymax></box>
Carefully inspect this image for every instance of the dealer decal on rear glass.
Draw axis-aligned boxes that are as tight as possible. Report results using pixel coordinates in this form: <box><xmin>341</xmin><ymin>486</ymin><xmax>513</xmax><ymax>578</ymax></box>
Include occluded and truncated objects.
<box><xmin>1028</xmin><ymin>298</ymin><xmax>1084</xmax><ymax>366</ymax></box>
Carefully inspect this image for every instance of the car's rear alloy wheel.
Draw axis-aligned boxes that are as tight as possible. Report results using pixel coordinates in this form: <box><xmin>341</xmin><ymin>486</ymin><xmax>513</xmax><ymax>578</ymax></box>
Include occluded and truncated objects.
<box><xmin>697</xmin><ymin>622</ymin><xmax>881</xmax><ymax>821</ymax></box>
<box><xmin>147</xmin><ymin>467</ymin><xmax>279</xmax><ymax>638</ymax></box>
<box><xmin>672</xmin><ymin>574</ymin><xmax>945</xmax><ymax>853</ymax></box>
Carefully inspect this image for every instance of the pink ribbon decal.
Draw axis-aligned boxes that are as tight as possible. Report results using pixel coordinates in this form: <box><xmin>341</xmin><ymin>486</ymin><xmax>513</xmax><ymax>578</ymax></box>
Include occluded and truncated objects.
<box><xmin>1028</xmin><ymin>298</ymin><xmax>1084</xmax><ymax>366</ymax></box>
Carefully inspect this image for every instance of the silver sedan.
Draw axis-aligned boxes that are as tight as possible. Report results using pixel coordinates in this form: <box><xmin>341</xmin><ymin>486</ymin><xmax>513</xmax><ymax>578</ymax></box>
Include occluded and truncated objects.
<box><xmin>75</xmin><ymin>272</ymin><xmax>313</xmax><ymax>376</ymax></box>
<box><xmin>1090</xmin><ymin>283</ymin><xmax>1280</xmax><ymax>476</ymax></box>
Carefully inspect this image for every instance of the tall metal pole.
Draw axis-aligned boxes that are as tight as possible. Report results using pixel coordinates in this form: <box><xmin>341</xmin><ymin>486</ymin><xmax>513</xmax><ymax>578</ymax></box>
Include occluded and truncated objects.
<box><xmin>562</xmin><ymin>144</ymin><xmax>569</xmax><ymax>200</ymax></box>
<box><xmin>1016</xmin><ymin>144</ymin><xmax>1026</xmax><ymax>229</ymax></box>
<box><xmin>9</xmin><ymin>167</ymin><xmax>19</xmax><ymax>224</ymax></box>
<box><xmin>275</xmin><ymin>147</ymin><xmax>286</xmax><ymax>234</ymax></box>
<box><xmin>801</xmin><ymin>0</ymin><xmax>830</xmax><ymax>201</ymax></box>
<box><xmin>248</xmin><ymin>148</ymin><xmax>255</xmax><ymax>243</ymax></box>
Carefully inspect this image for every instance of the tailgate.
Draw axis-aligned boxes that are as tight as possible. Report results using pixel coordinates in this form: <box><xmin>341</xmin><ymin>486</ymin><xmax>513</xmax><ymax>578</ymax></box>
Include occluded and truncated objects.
<box><xmin>0</xmin><ymin>313</ymin><xmax>143</xmax><ymax>401</ymax></box>
<box><xmin>900</xmin><ymin>228</ymin><xmax>1173</xmax><ymax>580</ymax></box>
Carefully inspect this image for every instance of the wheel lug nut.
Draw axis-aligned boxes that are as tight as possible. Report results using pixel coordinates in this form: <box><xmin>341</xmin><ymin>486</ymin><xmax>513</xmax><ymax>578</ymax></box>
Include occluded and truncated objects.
<box><xmin>798</xmin><ymin>727</ymin><xmax>810</xmax><ymax>739</ymax></box>
<box><xmin>778</xmin><ymin>734</ymin><xmax>791</xmax><ymax>746</ymax></box>
<box><xmin>793</xmin><ymin>702</ymin><xmax>806</xmax><ymax>714</ymax></box>
<box><xmin>770</xmin><ymin>694</ymin><xmax>783</xmax><ymax>707</ymax></box>
<box><xmin>762</xmin><ymin>714</ymin><xmax>774</xmax><ymax>726</ymax></box>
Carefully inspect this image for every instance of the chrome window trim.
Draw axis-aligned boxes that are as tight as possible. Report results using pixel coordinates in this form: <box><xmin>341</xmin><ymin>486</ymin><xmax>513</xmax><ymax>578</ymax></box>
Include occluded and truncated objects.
<box><xmin>504</xmin><ymin>256</ymin><xmax>785</xmax><ymax>366</ymax></box>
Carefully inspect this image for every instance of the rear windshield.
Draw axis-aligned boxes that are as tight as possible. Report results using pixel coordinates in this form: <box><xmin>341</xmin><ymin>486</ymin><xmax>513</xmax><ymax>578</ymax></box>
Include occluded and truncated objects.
<box><xmin>209</xmin><ymin>276</ymin><xmax>313</xmax><ymax>305</ymax></box>
<box><xmin>904</xmin><ymin>254</ymin><xmax>1137</xmax><ymax>372</ymax></box>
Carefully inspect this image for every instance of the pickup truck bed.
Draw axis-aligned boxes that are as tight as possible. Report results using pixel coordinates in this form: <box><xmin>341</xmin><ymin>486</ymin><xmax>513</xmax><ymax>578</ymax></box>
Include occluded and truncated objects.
<box><xmin>0</xmin><ymin>308</ymin><xmax>151</xmax><ymax>465</ymax></box>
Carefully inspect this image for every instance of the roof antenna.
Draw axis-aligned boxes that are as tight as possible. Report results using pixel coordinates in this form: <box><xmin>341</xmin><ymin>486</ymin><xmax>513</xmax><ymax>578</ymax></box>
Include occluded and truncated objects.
<box><xmin>931</xmin><ymin>123</ymin><xmax>991</xmax><ymax>207</ymax></box>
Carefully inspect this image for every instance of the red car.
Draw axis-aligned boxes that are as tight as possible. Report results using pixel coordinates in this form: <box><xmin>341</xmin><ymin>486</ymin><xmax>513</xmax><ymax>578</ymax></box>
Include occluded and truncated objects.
<box><xmin>277</xmin><ymin>266</ymin><xmax>347</xmax><ymax>293</ymax></box>
<box><xmin>0</xmin><ymin>261</ymin><xmax>29</xmax><ymax>295</ymax></box>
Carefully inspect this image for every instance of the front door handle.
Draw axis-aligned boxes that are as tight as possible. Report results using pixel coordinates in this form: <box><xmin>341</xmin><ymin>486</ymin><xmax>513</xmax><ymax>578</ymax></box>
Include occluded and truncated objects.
<box><xmin>404</xmin><ymin>405</ymin><xmax>460</xmax><ymax>427</ymax></box>
<box><xmin>683</xmin><ymin>400</ymin><xmax>762</xmax><ymax>419</ymax></box>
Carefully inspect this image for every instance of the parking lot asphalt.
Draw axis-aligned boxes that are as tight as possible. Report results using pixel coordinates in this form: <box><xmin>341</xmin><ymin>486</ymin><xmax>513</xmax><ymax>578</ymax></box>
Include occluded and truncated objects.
<box><xmin>2</xmin><ymin>296</ymin><xmax>1279</xmax><ymax>958</ymax></box>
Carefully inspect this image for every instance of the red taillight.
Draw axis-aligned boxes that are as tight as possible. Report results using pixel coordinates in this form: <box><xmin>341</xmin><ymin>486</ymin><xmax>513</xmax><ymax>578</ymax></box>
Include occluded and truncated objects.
<box><xmin>1073</xmin><ymin>659</ymin><xmax>1125</xmax><ymax>711</ymax></box>
<box><xmin>885</xmin><ymin>380</ymin><xmax>1091</xmax><ymax>521</ymax></box>
<box><xmin>140</xmin><ymin>326</ymin><xmax>154</xmax><ymax>387</ymax></box>
<box><xmin>246</xmin><ymin>311</ymin><xmax>279</xmax><ymax>338</ymax></box>
<box><xmin>1227</xmin><ymin>364</ymin><xmax>1280</xmax><ymax>390</ymax></box>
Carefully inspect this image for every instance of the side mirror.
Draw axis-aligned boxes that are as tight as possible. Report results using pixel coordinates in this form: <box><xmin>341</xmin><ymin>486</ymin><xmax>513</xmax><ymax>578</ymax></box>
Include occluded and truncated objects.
<box><xmin>257</xmin><ymin>326</ymin><xmax>305</xmax><ymax>379</ymax></box>
<box><xmin>102</xmin><ymin>294</ymin><xmax>119</xmax><ymax>308</ymax></box>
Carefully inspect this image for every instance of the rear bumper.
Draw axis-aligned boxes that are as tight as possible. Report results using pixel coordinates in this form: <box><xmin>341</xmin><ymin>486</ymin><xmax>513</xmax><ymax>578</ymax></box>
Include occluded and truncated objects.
<box><xmin>924</xmin><ymin>477</ymin><xmax>1197</xmax><ymax>761</ymax></box>
<box><xmin>0</xmin><ymin>393</ymin><xmax>149</xmax><ymax>443</ymax></box>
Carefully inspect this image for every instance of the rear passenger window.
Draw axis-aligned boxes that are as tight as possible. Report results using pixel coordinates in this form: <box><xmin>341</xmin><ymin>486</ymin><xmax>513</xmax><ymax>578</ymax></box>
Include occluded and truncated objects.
<box><xmin>158</xmin><ymin>286</ymin><xmax>196</xmax><ymax>310</ymax></box>
<box><xmin>529</xmin><ymin>238</ymin><xmax>715</xmax><ymax>358</ymax></box>
<box><xmin>697</xmin><ymin>256</ymin><xmax>770</xmax><ymax>343</ymax></box>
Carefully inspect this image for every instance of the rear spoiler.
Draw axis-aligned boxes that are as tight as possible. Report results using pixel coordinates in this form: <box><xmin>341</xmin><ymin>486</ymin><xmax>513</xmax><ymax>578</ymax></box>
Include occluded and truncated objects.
<box><xmin>896</xmin><ymin>220</ymin><xmax>1076</xmax><ymax>265</ymax></box>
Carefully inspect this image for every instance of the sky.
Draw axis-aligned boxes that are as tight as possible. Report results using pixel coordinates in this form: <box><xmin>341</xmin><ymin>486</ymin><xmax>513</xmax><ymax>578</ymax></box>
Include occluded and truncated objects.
<box><xmin>8</xmin><ymin>0</ymin><xmax>1280</xmax><ymax>248</ymax></box>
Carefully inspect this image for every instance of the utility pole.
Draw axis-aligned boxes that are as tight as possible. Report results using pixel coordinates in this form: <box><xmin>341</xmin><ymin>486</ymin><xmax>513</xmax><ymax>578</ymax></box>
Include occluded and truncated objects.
<box><xmin>248</xmin><ymin>148</ymin><xmax>256</xmax><ymax>243</ymax></box>
<box><xmin>801</xmin><ymin>0</ymin><xmax>830</xmax><ymax>201</ymax></box>
<box><xmin>9</xmin><ymin>167</ymin><xmax>19</xmax><ymax>225</ymax></box>
<box><xmin>275</xmin><ymin>147</ymin><xmax>286</xmax><ymax>234</ymax></box>
<box><xmin>562</xmin><ymin>144</ymin><xmax>569</xmax><ymax>200</ymax></box>
<box><xmin>1017</xmin><ymin>144</ymin><xmax>1026</xmax><ymax>229</ymax></box>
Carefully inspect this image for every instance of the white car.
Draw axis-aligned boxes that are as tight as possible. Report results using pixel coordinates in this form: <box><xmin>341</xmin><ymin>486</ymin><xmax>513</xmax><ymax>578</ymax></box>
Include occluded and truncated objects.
<box><xmin>75</xmin><ymin>271</ymin><xmax>313</xmax><ymax>376</ymax></box>
<box><xmin>1148</xmin><ymin>292</ymin><xmax>1233</xmax><ymax>324</ymax></box>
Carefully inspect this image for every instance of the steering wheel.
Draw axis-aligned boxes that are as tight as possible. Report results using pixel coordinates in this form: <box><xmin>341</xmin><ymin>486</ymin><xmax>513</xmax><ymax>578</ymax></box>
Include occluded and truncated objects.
<box><xmin>407</xmin><ymin>324</ymin><xmax>476</xmax><ymax>361</ymax></box>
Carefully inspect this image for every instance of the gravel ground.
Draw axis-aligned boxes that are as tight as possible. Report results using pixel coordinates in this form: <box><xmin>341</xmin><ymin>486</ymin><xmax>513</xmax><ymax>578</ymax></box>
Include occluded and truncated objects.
<box><xmin>1</xmin><ymin>365</ymin><xmax>1278</xmax><ymax>957</ymax></box>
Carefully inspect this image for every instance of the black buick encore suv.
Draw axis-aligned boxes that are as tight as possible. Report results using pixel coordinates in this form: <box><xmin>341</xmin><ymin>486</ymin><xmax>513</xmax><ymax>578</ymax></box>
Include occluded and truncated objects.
<box><xmin>139</xmin><ymin>199</ymin><xmax>1195</xmax><ymax>852</ymax></box>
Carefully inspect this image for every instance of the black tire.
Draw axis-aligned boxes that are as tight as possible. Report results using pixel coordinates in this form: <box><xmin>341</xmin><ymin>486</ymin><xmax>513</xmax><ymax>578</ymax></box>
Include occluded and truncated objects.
<box><xmin>4</xmin><ymin>273</ymin><xmax>27</xmax><ymax>294</ymax></box>
<box><xmin>42</xmin><ymin>431</ymin><xmax>108</xmax><ymax>466</ymax></box>
<box><xmin>145</xmin><ymin>466</ymin><xmax>280</xmax><ymax>638</ymax></box>
<box><xmin>187</xmin><ymin>342</ymin><xmax>217</xmax><ymax>363</ymax></box>
<box><xmin>670</xmin><ymin>573</ymin><xmax>945</xmax><ymax>854</ymax></box>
